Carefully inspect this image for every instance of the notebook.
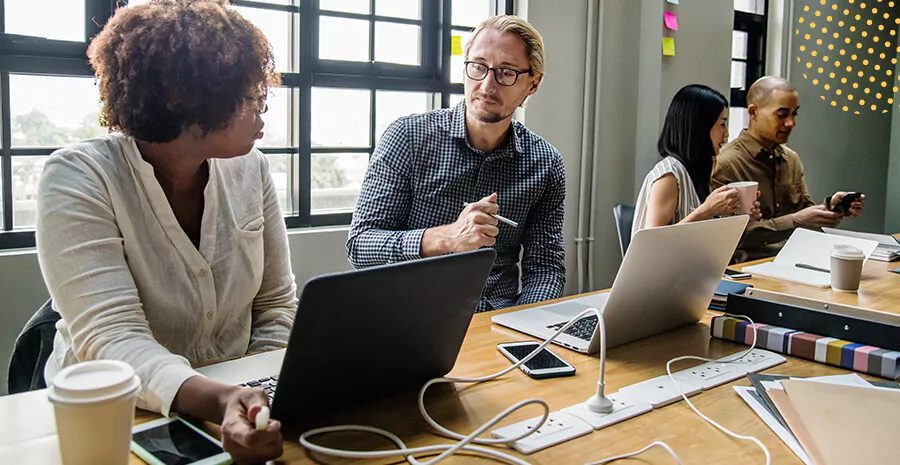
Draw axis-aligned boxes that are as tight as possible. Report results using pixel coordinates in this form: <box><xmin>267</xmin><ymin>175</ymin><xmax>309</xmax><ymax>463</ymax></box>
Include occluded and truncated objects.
<box><xmin>743</xmin><ymin>228</ymin><xmax>879</xmax><ymax>287</ymax></box>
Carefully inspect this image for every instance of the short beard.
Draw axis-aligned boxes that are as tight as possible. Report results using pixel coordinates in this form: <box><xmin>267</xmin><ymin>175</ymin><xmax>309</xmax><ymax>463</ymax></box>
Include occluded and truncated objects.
<box><xmin>472</xmin><ymin>110</ymin><xmax>508</xmax><ymax>124</ymax></box>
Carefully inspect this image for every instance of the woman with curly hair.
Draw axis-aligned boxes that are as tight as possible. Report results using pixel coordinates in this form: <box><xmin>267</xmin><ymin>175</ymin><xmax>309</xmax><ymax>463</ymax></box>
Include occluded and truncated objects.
<box><xmin>36</xmin><ymin>0</ymin><xmax>290</xmax><ymax>460</ymax></box>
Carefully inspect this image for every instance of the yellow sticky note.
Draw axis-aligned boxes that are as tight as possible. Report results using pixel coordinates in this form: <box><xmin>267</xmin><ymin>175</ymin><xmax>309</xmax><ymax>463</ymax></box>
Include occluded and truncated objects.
<box><xmin>662</xmin><ymin>37</ymin><xmax>675</xmax><ymax>56</ymax></box>
<box><xmin>451</xmin><ymin>35</ymin><xmax>462</xmax><ymax>56</ymax></box>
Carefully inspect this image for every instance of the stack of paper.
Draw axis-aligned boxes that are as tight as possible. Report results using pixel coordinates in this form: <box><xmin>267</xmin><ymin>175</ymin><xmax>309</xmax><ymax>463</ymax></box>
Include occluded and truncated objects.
<box><xmin>734</xmin><ymin>373</ymin><xmax>900</xmax><ymax>464</ymax></box>
<box><xmin>709</xmin><ymin>280</ymin><xmax>752</xmax><ymax>311</ymax></box>
<box><xmin>743</xmin><ymin>229</ymin><xmax>879</xmax><ymax>287</ymax></box>
<box><xmin>822</xmin><ymin>228</ymin><xmax>900</xmax><ymax>262</ymax></box>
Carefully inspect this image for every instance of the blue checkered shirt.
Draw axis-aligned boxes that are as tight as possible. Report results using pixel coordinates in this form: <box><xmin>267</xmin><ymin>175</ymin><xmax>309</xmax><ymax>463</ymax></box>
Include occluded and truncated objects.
<box><xmin>346</xmin><ymin>102</ymin><xmax>566</xmax><ymax>312</ymax></box>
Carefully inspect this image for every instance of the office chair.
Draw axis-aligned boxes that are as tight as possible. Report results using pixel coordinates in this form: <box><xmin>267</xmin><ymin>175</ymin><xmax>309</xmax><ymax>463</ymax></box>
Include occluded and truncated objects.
<box><xmin>7</xmin><ymin>299</ymin><xmax>59</xmax><ymax>394</ymax></box>
<box><xmin>613</xmin><ymin>203</ymin><xmax>635</xmax><ymax>258</ymax></box>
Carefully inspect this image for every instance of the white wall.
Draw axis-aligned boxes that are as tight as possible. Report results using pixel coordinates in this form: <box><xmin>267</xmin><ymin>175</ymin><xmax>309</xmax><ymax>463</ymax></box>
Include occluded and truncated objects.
<box><xmin>0</xmin><ymin>228</ymin><xmax>353</xmax><ymax>395</ymax></box>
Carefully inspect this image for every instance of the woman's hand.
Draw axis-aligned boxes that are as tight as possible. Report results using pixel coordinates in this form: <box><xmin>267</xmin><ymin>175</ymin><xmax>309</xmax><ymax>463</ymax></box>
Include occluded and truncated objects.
<box><xmin>699</xmin><ymin>185</ymin><xmax>741</xmax><ymax>218</ymax></box>
<box><xmin>220</xmin><ymin>388</ymin><xmax>283</xmax><ymax>464</ymax></box>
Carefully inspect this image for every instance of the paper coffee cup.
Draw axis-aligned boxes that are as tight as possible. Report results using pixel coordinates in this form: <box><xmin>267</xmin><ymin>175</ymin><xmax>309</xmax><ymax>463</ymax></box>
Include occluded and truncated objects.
<box><xmin>728</xmin><ymin>181</ymin><xmax>759</xmax><ymax>215</ymax></box>
<box><xmin>48</xmin><ymin>360</ymin><xmax>141</xmax><ymax>465</ymax></box>
<box><xmin>830</xmin><ymin>245</ymin><xmax>865</xmax><ymax>292</ymax></box>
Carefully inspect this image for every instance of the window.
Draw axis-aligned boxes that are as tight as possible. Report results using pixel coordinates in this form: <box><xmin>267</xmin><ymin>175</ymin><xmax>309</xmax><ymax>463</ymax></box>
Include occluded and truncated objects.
<box><xmin>730</xmin><ymin>0</ymin><xmax>768</xmax><ymax>140</ymax></box>
<box><xmin>0</xmin><ymin>0</ymin><xmax>514</xmax><ymax>248</ymax></box>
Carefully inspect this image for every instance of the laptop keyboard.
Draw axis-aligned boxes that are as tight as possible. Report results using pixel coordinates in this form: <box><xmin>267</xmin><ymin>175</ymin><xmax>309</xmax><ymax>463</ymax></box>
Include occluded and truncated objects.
<box><xmin>239</xmin><ymin>375</ymin><xmax>278</xmax><ymax>402</ymax></box>
<box><xmin>546</xmin><ymin>315</ymin><xmax>598</xmax><ymax>341</ymax></box>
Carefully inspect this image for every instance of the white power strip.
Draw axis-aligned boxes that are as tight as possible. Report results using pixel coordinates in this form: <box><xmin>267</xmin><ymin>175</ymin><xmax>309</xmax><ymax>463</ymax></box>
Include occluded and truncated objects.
<box><xmin>490</xmin><ymin>411</ymin><xmax>593</xmax><ymax>454</ymax></box>
<box><xmin>561</xmin><ymin>391</ymin><xmax>653</xmax><ymax>430</ymax></box>
<box><xmin>618</xmin><ymin>374</ymin><xmax>703</xmax><ymax>408</ymax></box>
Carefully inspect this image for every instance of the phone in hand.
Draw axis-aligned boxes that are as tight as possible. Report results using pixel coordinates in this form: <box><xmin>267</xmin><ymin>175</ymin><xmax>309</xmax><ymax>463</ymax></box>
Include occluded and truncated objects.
<box><xmin>831</xmin><ymin>192</ymin><xmax>864</xmax><ymax>214</ymax></box>
<box><xmin>497</xmin><ymin>341</ymin><xmax>576</xmax><ymax>379</ymax></box>
<box><xmin>131</xmin><ymin>416</ymin><xmax>232</xmax><ymax>465</ymax></box>
<box><xmin>724</xmin><ymin>268</ymin><xmax>752</xmax><ymax>280</ymax></box>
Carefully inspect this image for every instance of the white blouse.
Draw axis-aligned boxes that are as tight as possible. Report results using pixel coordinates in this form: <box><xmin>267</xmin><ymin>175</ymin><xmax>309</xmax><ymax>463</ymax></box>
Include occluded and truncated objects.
<box><xmin>36</xmin><ymin>133</ymin><xmax>297</xmax><ymax>416</ymax></box>
<box><xmin>632</xmin><ymin>156</ymin><xmax>702</xmax><ymax>237</ymax></box>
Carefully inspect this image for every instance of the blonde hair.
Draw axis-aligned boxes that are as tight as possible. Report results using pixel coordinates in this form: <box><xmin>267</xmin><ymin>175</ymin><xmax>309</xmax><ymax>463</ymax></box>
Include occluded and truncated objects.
<box><xmin>464</xmin><ymin>15</ymin><xmax>545</xmax><ymax>77</ymax></box>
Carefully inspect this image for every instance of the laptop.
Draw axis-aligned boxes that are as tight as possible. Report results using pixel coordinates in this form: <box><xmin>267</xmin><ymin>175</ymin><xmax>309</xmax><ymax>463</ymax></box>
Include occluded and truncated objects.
<box><xmin>491</xmin><ymin>216</ymin><xmax>748</xmax><ymax>354</ymax></box>
<box><xmin>196</xmin><ymin>248</ymin><xmax>496</xmax><ymax>426</ymax></box>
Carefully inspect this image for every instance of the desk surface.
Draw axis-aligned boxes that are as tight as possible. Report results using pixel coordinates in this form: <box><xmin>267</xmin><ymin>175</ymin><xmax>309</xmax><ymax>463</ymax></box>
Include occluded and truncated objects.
<box><xmin>2</xmin><ymin>254</ymin><xmax>898</xmax><ymax>464</ymax></box>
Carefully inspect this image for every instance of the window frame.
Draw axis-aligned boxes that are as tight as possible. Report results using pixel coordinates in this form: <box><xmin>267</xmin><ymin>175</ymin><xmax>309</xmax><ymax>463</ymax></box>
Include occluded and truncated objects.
<box><xmin>0</xmin><ymin>0</ymin><xmax>514</xmax><ymax>248</ymax></box>
<box><xmin>731</xmin><ymin>1</ymin><xmax>769</xmax><ymax>107</ymax></box>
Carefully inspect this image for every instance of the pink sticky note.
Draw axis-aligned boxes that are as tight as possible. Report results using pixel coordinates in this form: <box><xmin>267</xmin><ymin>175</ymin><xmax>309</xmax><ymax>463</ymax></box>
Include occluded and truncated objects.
<box><xmin>664</xmin><ymin>11</ymin><xmax>679</xmax><ymax>31</ymax></box>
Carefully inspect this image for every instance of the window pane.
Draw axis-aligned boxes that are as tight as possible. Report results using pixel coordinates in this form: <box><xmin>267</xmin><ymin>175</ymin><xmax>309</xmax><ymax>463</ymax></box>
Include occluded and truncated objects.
<box><xmin>375</xmin><ymin>91</ymin><xmax>429</xmax><ymax>143</ymax></box>
<box><xmin>376</xmin><ymin>0</ymin><xmax>420</xmax><ymax>20</ymax></box>
<box><xmin>375</xmin><ymin>22</ymin><xmax>421</xmax><ymax>66</ymax></box>
<box><xmin>13</xmin><ymin>156</ymin><xmax>48</xmax><ymax>229</ymax></box>
<box><xmin>731</xmin><ymin>61</ymin><xmax>747</xmax><ymax>90</ymax></box>
<box><xmin>452</xmin><ymin>0</ymin><xmax>491</xmax><ymax>27</ymax></box>
<box><xmin>311</xmin><ymin>153</ymin><xmax>367</xmax><ymax>214</ymax></box>
<box><xmin>233</xmin><ymin>6</ymin><xmax>296</xmax><ymax>73</ymax></box>
<box><xmin>734</xmin><ymin>0</ymin><xmax>765</xmax><ymax>15</ymax></box>
<box><xmin>311</xmin><ymin>88</ymin><xmax>371</xmax><ymax>147</ymax></box>
<box><xmin>728</xmin><ymin>107</ymin><xmax>749</xmax><ymax>142</ymax></box>
<box><xmin>258</xmin><ymin>88</ymin><xmax>293</xmax><ymax>148</ymax></box>
<box><xmin>449</xmin><ymin>94</ymin><xmax>465</xmax><ymax>108</ymax></box>
<box><xmin>451</xmin><ymin>31</ymin><xmax>474</xmax><ymax>83</ymax></box>
<box><xmin>5</xmin><ymin>0</ymin><xmax>85</xmax><ymax>42</ymax></box>
<box><xmin>320</xmin><ymin>0</ymin><xmax>369</xmax><ymax>15</ymax></box>
<box><xmin>732</xmin><ymin>31</ymin><xmax>748</xmax><ymax>60</ymax></box>
<box><xmin>10</xmin><ymin>75</ymin><xmax>104</xmax><ymax>147</ymax></box>
<box><xmin>319</xmin><ymin>17</ymin><xmax>370</xmax><ymax>62</ymax></box>
<box><xmin>266</xmin><ymin>154</ymin><xmax>292</xmax><ymax>214</ymax></box>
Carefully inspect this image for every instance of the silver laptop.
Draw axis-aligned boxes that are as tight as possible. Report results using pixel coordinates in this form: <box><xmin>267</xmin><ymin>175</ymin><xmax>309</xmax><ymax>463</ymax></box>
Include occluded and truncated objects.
<box><xmin>492</xmin><ymin>216</ymin><xmax>748</xmax><ymax>354</ymax></box>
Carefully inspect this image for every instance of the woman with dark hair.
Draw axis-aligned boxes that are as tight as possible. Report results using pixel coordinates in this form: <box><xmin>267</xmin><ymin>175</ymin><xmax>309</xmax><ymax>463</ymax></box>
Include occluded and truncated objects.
<box><xmin>632</xmin><ymin>84</ymin><xmax>760</xmax><ymax>236</ymax></box>
<box><xmin>36</xmin><ymin>0</ymin><xmax>290</xmax><ymax>461</ymax></box>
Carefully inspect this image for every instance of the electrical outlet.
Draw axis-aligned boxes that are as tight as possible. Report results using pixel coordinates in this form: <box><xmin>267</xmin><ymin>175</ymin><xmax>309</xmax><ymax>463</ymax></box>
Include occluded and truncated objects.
<box><xmin>672</xmin><ymin>361</ymin><xmax>747</xmax><ymax>390</ymax></box>
<box><xmin>560</xmin><ymin>391</ymin><xmax>653</xmax><ymax>430</ymax></box>
<box><xmin>716</xmin><ymin>348</ymin><xmax>786</xmax><ymax>373</ymax></box>
<box><xmin>490</xmin><ymin>411</ymin><xmax>593</xmax><ymax>454</ymax></box>
<box><xmin>617</xmin><ymin>375</ymin><xmax>702</xmax><ymax>408</ymax></box>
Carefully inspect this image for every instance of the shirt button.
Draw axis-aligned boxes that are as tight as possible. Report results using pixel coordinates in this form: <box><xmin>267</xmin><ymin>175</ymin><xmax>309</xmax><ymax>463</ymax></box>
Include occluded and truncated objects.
<box><xmin>199</xmin><ymin>269</ymin><xmax>209</xmax><ymax>277</ymax></box>
<box><xmin>206</xmin><ymin>311</ymin><xmax>213</xmax><ymax>320</ymax></box>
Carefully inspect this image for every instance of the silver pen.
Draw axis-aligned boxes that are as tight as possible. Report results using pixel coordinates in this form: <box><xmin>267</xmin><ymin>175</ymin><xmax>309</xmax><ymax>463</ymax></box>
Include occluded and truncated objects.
<box><xmin>463</xmin><ymin>202</ymin><xmax>519</xmax><ymax>228</ymax></box>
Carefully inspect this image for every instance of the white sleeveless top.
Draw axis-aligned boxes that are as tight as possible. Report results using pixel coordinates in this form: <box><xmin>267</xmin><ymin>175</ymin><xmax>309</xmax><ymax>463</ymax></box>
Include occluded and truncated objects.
<box><xmin>632</xmin><ymin>156</ymin><xmax>701</xmax><ymax>237</ymax></box>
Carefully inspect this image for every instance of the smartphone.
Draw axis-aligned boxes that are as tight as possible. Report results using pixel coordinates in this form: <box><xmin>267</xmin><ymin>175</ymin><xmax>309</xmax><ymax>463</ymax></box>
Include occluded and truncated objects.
<box><xmin>497</xmin><ymin>341</ymin><xmax>576</xmax><ymax>379</ymax></box>
<box><xmin>831</xmin><ymin>192</ymin><xmax>864</xmax><ymax>214</ymax></box>
<box><xmin>724</xmin><ymin>268</ymin><xmax>752</xmax><ymax>280</ymax></box>
<box><xmin>131</xmin><ymin>416</ymin><xmax>232</xmax><ymax>465</ymax></box>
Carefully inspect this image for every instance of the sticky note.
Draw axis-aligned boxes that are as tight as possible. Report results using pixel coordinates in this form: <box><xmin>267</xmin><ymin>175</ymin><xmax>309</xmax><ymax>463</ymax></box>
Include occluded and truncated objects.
<box><xmin>664</xmin><ymin>11</ymin><xmax>678</xmax><ymax>30</ymax></box>
<box><xmin>662</xmin><ymin>37</ymin><xmax>675</xmax><ymax>56</ymax></box>
<box><xmin>451</xmin><ymin>36</ymin><xmax>462</xmax><ymax>56</ymax></box>
<box><xmin>667</xmin><ymin>0</ymin><xmax>679</xmax><ymax>4</ymax></box>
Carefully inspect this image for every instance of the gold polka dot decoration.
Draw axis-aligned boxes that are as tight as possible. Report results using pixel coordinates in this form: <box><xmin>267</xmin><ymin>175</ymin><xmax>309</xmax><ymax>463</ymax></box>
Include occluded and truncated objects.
<box><xmin>795</xmin><ymin>0</ymin><xmax>899</xmax><ymax>114</ymax></box>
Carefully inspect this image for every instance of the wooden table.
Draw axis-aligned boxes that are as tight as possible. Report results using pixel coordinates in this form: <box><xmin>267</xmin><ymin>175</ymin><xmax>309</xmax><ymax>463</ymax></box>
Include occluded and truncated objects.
<box><xmin>2</xmin><ymin>255</ymin><xmax>897</xmax><ymax>464</ymax></box>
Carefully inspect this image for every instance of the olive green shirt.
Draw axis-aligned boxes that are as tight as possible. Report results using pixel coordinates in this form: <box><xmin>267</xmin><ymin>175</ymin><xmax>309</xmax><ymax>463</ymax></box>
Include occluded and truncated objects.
<box><xmin>712</xmin><ymin>129</ymin><xmax>816</xmax><ymax>263</ymax></box>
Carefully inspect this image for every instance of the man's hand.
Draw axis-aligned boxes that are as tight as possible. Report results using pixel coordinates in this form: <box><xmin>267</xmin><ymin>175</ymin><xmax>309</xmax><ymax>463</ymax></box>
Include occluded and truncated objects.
<box><xmin>421</xmin><ymin>193</ymin><xmax>500</xmax><ymax>257</ymax></box>
<box><xmin>829</xmin><ymin>191</ymin><xmax>866</xmax><ymax>219</ymax></box>
<box><xmin>792</xmin><ymin>204</ymin><xmax>843</xmax><ymax>228</ymax></box>
<box><xmin>220</xmin><ymin>388</ymin><xmax>283</xmax><ymax>464</ymax></box>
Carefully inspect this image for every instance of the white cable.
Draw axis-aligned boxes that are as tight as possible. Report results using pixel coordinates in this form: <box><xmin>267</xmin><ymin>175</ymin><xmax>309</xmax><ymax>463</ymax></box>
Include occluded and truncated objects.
<box><xmin>585</xmin><ymin>441</ymin><xmax>683</xmax><ymax>465</ymax></box>
<box><xmin>663</xmin><ymin>313</ymin><xmax>772</xmax><ymax>465</ymax></box>
<box><xmin>299</xmin><ymin>308</ymin><xmax>607</xmax><ymax>464</ymax></box>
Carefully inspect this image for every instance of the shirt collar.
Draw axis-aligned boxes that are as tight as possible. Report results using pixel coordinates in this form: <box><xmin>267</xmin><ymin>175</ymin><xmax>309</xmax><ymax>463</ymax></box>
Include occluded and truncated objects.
<box><xmin>450</xmin><ymin>101</ymin><xmax>524</xmax><ymax>156</ymax></box>
<box><xmin>738</xmin><ymin>129</ymin><xmax>785</xmax><ymax>160</ymax></box>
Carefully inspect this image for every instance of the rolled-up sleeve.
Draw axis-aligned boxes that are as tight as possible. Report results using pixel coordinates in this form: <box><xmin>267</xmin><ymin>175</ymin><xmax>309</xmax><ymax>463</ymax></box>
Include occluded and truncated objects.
<box><xmin>346</xmin><ymin>119</ymin><xmax>426</xmax><ymax>268</ymax></box>
<box><xmin>36</xmin><ymin>152</ymin><xmax>197</xmax><ymax>416</ymax></box>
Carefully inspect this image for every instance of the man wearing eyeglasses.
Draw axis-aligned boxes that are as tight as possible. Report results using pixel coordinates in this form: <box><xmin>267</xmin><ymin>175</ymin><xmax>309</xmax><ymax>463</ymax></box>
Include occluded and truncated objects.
<box><xmin>346</xmin><ymin>15</ymin><xmax>565</xmax><ymax>313</ymax></box>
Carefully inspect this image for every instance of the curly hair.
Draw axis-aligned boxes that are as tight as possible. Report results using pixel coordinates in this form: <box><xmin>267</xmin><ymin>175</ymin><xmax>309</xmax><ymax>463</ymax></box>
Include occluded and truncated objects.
<box><xmin>88</xmin><ymin>0</ymin><xmax>281</xmax><ymax>143</ymax></box>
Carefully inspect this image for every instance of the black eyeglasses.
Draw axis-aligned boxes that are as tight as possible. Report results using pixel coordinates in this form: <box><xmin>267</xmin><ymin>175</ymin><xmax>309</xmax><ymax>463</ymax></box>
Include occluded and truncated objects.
<box><xmin>464</xmin><ymin>61</ymin><xmax>533</xmax><ymax>86</ymax></box>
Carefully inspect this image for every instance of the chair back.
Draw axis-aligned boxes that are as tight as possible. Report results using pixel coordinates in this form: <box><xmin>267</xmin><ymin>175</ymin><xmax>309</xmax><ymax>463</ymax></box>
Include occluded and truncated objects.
<box><xmin>613</xmin><ymin>203</ymin><xmax>635</xmax><ymax>258</ymax></box>
<box><xmin>7</xmin><ymin>299</ymin><xmax>59</xmax><ymax>394</ymax></box>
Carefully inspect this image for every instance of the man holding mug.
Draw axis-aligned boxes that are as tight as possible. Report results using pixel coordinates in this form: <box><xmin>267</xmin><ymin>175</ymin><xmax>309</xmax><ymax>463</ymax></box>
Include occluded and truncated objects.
<box><xmin>712</xmin><ymin>76</ymin><xmax>865</xmax><ymax>263</ymax></box>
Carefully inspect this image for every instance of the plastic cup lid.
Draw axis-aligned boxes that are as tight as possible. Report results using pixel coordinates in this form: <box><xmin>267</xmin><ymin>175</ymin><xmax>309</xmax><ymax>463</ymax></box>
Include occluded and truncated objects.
<box><xmin>831</xmin><ymin>244</ymin><xmax>865</xmax><ymax>261</ymax></box>
<box><xmin>48</xmin><ymin>360</ymin><xmax>140</xmax><ymax>405</ymax></box>
<box><xmin>728</xmin><ymin>181</ymin><xmax>759</xmax><ymax>188</ymax></box>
